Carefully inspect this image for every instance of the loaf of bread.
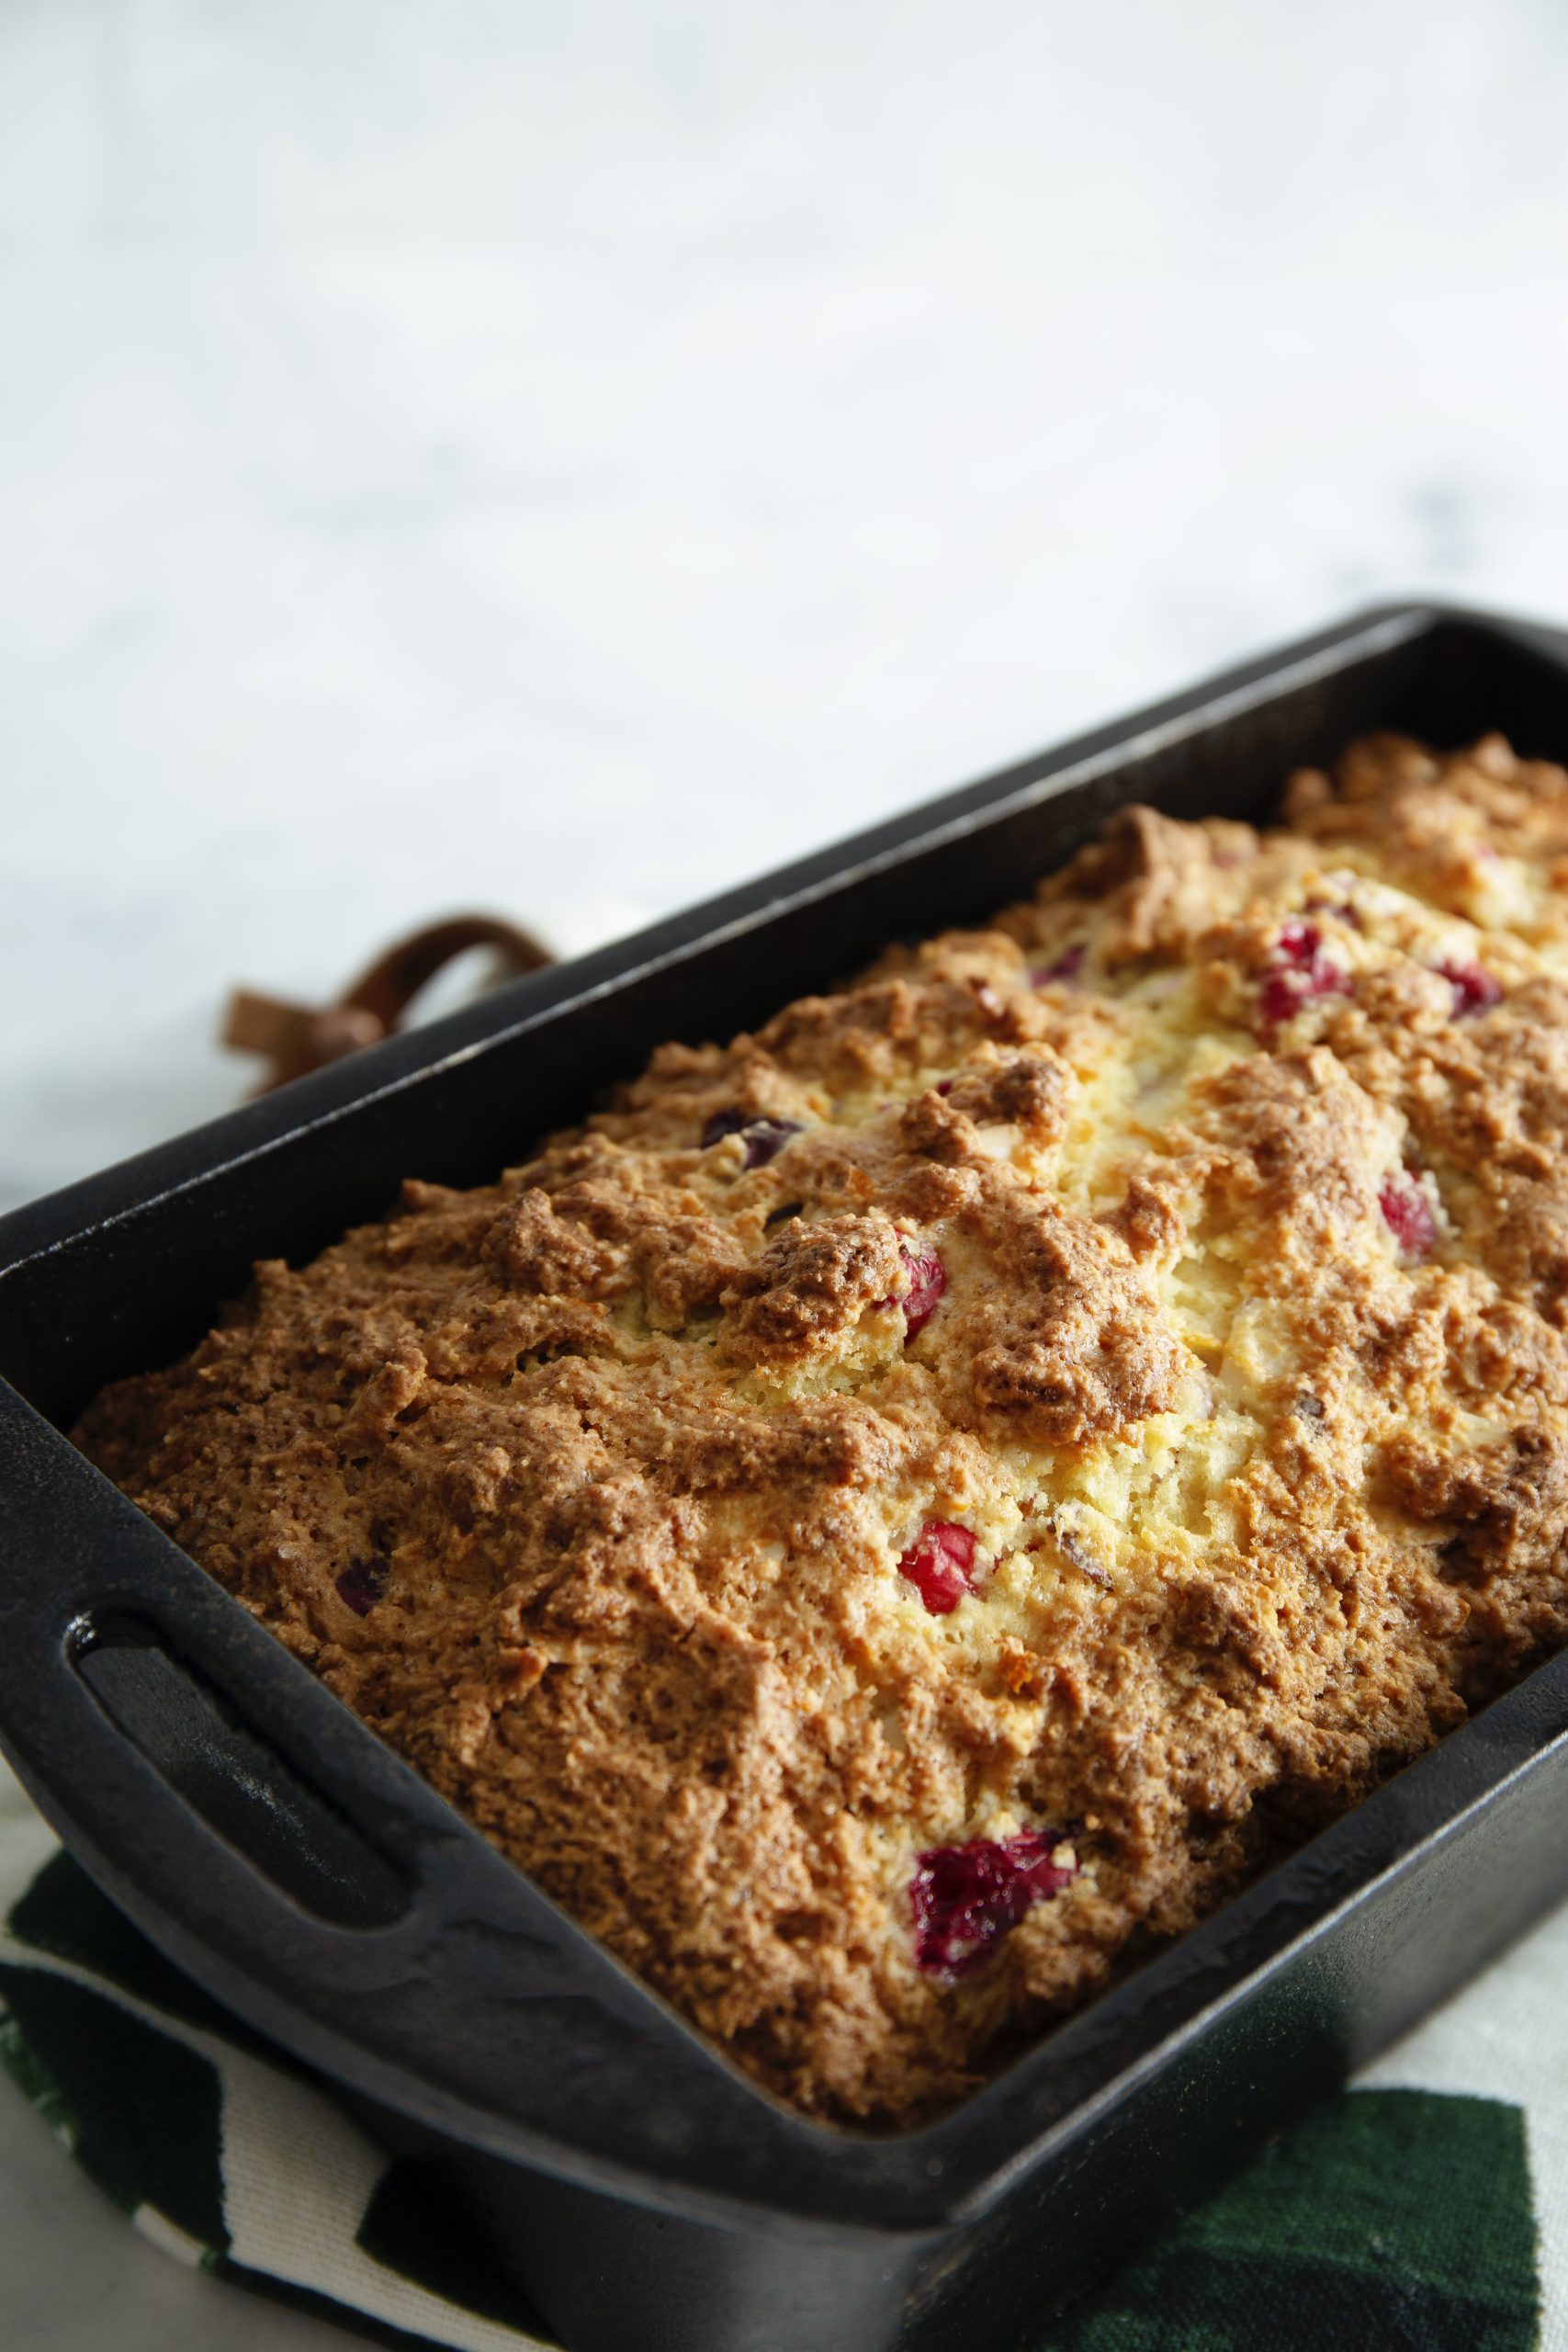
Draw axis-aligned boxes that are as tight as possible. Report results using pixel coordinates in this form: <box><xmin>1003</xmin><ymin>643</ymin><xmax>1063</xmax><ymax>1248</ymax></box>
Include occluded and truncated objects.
<box><xmin>75</xmin><ymin>731</ymin><xmax>1568</xmax><ymax>2126</ymax></box>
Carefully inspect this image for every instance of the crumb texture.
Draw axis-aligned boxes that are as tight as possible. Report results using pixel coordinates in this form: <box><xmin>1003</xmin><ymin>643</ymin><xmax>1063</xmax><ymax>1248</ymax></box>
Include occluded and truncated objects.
<box><xmin>74</xmin><ymin>729</ymin><xmax>1568</xmax><ymax>2125</ymax></box>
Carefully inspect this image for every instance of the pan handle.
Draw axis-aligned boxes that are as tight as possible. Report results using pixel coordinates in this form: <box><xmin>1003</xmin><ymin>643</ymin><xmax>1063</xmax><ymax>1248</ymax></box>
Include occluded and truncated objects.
<box><xmin>69</xmin><ymin>1611</ymin><xmax>410</xmax><ymax>1929</ymax></box>
<box><xmin>0</xmin><ymin>1387</ymin><xmax>855</xmax><ymax>2229</ymax></box>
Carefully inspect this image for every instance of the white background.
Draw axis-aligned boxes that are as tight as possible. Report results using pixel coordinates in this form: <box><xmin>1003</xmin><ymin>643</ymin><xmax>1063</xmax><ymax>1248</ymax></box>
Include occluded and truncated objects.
<box><xmin>4</xmin><ymin>0</ymin><xmax>1568</xmax><ymax>2342</ymax></box>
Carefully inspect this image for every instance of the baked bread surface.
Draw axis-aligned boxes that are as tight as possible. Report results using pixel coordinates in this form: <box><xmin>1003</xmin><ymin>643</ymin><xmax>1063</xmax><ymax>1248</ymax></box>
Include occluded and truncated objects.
<box><xmin>75</xmin><ymin>731</ymin><xmax>1568</xmax><ymax>2126</ymax></box>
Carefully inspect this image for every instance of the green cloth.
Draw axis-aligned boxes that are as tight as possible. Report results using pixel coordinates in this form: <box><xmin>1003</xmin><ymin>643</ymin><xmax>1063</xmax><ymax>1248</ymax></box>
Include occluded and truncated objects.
<box><xmin>0</xmin><ymin>1796</ymin><xmax>1548</xmax><ymax>2350</ymax></box>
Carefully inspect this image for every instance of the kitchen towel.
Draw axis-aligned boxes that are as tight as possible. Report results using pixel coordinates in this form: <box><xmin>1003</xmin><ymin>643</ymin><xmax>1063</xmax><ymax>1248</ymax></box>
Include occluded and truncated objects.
<box><xmin>0</xmin><ymin>1782</ymin><xmax>1549</xmax><ymax>2351</ymax></box>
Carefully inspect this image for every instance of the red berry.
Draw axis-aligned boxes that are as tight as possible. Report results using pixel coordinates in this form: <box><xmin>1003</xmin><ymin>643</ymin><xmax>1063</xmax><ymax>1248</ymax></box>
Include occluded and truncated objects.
<box><xmin>1031</xmin><ymin>943</ymin><xmax>1087</xmax><ymax>986</ymax></box>
<box><xmin>894</xmin><ymin>1240</ymin><xmax>946</xmax><ymax>1340</ymax></box>
<box><xmin>1257</xmin><ymin>920</ymin><xmax>1352</xmax><ymax>1036</ymax></box>
<box><xmin>701</xmin><ymin>1110</ymin><xmax>804</xmax><ymax>1167</ymax></box>
<box><xmin>1380</xmin><ymin>1174</ymin><xmax>1437</xmax><ymax>1260</ymax></box>
<box><xmin>336</xmin><ymin>1557</ymin><xmax>389</xmax><ymax>1616</ymax></box>
<box><xmin>910</xmin><ymin>1830</ymin><xmax>1077</xmax><ymax>1976</ymax></box>
<box><xmin>1258</xmin><ymin>969</ymin><xmax>1309</xmax><ymax>1031</ymax></box>
<box><xmin>897</xmin><ymin>1521</ymin><xmax>976</xmax><ymax>1615</ymax></box>
<box><xmin>1437</xmin><ymin>960</ymin><xmax>1502</xmax><ymax>1018</ymax></box>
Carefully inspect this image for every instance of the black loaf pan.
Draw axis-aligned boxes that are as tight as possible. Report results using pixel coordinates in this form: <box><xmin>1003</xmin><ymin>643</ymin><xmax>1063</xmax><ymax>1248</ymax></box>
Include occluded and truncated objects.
<box><xmin>4</xmin><ymin>601</ymin><xmax>1568</xmax><ymax>2352</ymax></box>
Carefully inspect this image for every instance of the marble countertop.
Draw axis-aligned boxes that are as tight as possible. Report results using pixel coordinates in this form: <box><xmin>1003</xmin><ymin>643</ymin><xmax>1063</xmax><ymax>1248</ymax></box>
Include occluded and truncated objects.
<box><xmin>5</xmin><ymin>0</ymin><xmax>1568</xmax><ymax>2342</ymax></box>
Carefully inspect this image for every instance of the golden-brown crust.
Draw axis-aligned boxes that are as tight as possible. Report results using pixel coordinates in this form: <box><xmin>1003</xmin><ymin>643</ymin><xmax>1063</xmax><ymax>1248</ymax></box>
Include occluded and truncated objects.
<box><xmin>73</xmin><ymin>727</ymin><xmax>1568</xmax><ymax>2126</ymax></box>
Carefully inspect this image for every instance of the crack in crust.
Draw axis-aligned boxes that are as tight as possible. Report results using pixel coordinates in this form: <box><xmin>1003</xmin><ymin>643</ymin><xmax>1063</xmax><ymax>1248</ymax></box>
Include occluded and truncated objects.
<box><xmin>73</xmin><ymin>728</ymin><xmax>1568</xmax><ymax>2126</ymax></box>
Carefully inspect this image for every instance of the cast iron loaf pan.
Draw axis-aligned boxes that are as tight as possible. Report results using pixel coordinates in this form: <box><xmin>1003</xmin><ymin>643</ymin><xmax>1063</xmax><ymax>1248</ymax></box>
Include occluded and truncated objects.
<box><xmin>4</xmin><ymin>601</ymin><xmax>1568</xmax><ymax>2352</ymax></box>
